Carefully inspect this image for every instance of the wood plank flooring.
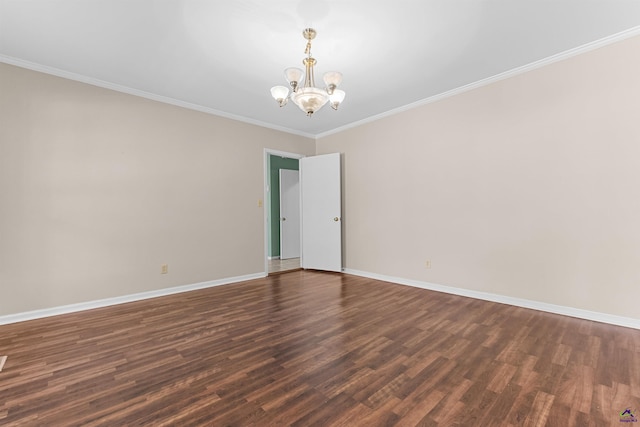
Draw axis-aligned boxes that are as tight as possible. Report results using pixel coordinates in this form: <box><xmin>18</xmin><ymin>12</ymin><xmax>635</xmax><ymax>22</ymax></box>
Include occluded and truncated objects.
<box><xmin>1</xmin><ymin>270</ymin><xmax>639</xmax><ymax>426</ymax></box>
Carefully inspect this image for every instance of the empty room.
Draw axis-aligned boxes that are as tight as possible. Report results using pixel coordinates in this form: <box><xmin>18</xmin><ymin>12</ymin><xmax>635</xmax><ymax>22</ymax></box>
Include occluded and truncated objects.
<box><xmin>1</xmin><ymin>1</ymin><xmax>640</xmax><ymax>426</ymax></box>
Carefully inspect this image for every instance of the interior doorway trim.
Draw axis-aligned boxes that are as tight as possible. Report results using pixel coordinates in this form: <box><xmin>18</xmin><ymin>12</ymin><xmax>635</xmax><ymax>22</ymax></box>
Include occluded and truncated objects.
<box><xmin>263</xmin><ymin>149</ymin><xmax>305</xmax><ymax>275</ymax></box>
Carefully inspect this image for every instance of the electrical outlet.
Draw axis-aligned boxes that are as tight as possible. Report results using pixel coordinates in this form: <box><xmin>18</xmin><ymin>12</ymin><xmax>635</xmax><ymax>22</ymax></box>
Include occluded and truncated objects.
<box><xmin>161</xmin><ymin>264</ymin><xmax>169</xmax><ymax>274</ymax></box>
<box><xmin>425</xmin><ymin>260</ymin><xmax>431</xmax><ymax>269</ymax></box>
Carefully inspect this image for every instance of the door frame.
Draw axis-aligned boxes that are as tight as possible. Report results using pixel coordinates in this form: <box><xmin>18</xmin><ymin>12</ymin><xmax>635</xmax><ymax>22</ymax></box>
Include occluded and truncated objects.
<box><xmin>263</xmin><ymin>149</ymin><xmax>305</xmax><ymax>274</ymax></box>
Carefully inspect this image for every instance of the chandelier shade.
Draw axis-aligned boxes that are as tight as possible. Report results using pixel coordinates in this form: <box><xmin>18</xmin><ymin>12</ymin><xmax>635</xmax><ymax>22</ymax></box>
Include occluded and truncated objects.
<box><xmin>323</xmin><ymin>71</ymin><xmax>343</xmax><ymax>93</ymax></box>
<box><xmin>284</xmin><ymin>67</ymin><xmax>304</xmax><ymax>91</ymax></box>
<box><xmin>271</xmin><ymin>28</ymin><xmax>345</xmax><ymax>116</ymax></box>
<box><xmin>292</xmin><ymin>87</ymin><xmax>329</xmax><ymax>115</ymax></box>
<box><xmin>329</xmin><ymin>89</ymin><xmax>346</xmax><ymax>110</ymax></box>
<box><xmin>270</xmin><ymin>86</ymin><xmax>290</xmax><ymax>107</ymax></box>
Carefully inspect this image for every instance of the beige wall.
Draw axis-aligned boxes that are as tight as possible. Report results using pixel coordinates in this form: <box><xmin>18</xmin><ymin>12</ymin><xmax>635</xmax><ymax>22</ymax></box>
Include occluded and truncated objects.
<box><xmin>0</xmin><ymin>63</ymin><xmax>315</xmax><ymax>316</ymax></box>
<box><xmin>317</xmin><ymin>35</ymin><xmax>640</xmax><ymax>320</ymax></box>
<box><xmin>3</xmin><ymin>34</ymin><xmax>639</xmax><ymax>321</ymax></box>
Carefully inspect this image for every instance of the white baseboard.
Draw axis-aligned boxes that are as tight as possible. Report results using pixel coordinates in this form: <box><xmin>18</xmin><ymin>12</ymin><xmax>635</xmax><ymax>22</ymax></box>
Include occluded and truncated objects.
<box><xmin>343</xmin><ymin>268</ymin><xmax>640</xmax><ymax>330</ymax></box>
<box><xmin>5</xmin><ymin>269</ymin><xmax>637</xmax><ymax>331</ymax></box>
<box><xmin>0</xmin><ymin>272</ymin><xmax>266</xmax><ymax>326</ymax></box>
<box><xmin>268</xmin><ymin>256</ymin><xmax>281</xmax><ymax>260</ymax></box>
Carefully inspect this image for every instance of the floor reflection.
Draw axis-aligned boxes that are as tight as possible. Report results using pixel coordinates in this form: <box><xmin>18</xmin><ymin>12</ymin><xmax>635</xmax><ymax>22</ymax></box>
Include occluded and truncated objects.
<box><xmin>268</xmin><ymin>257</ymin><xmax>301</xmax><ymax>274</ymax></box>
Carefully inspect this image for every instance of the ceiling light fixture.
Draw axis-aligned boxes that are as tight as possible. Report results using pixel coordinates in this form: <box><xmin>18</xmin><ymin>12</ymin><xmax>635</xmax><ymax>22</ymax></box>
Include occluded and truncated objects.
<box><xmin>270</xmin><ymin>28</ymin><xmax>345</xmax><ymax>117</ymax></box>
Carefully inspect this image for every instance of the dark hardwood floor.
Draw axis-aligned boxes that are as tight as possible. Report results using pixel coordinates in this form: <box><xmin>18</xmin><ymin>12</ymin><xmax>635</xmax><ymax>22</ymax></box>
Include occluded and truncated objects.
<box><xmin>1</xmin><ymin>270</ymin><xmax>639</xmax><ymax>426</ymax></box>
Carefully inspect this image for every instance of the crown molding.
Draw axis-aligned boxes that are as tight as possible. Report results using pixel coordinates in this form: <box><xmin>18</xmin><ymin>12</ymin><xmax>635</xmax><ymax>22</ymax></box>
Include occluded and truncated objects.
<box><xmin>3</xmin><ymin>25</ymin><xmax>639</xmax><ymax>141</ymax></box>
<box><xmin>316</xmin><ymin>26</ymin><xmax>640</xmax><ymax>139</ymax></box>
<box><xmin>0</xmin><ymin>55</ymin><xmax>316</xmax><ymax>140</ymax></box>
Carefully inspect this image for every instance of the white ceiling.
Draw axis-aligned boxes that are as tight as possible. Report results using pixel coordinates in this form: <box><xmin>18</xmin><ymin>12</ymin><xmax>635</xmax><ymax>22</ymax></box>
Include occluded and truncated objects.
<box><xmin>1</xmin><ymin>1</ymin><xmax>640</xmax><ymax>137</ymax></box>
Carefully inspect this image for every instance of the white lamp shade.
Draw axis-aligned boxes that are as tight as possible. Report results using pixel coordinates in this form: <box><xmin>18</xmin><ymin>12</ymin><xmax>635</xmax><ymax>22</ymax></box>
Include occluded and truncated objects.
<box><xmin>270</xmin><ymin>85</ymin><xmax>290</xmax><ymax>101</ymax></box>
<box><xmin>292</xmin><ymin>87</ymin><xmax>329</xmax><ymax>115</ymax></box>
<box><xmin>323</xmin><ymin>71</ymin><xmax>343</xmax><ymax>88</ymax></box>
<box><xmin>284</xmin><ymin>67</ymin><xmax>304</xmax><ymax>85</ymax></box>
<box><xmin>329</xmin><ymin>89</ymin><xmax>346</xmax><ymax>104</ymax></box>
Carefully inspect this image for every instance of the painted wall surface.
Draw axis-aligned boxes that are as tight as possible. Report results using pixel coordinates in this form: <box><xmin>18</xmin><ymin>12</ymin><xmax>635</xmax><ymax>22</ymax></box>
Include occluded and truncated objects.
<box><xmin>0</xmin><ymin>63</ymin><xmax>315</xmax><ymax>316</ymax></box>
<box><xmin>267</xmin><ymin>156</ymin><xmax>299</xmax><ymax>258</ymax></box>
<box><xmin>317</xmin><ymin>35</ymin><xmax>640</xmax><ymax>320</ymax></box>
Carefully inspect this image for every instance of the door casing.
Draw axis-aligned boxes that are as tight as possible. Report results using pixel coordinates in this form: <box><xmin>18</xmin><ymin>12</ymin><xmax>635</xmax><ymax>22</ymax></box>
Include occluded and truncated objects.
<box><xmin>263</xmin><ymin>149</ymin><xmax>305</xmax><ymax>273</ymax></box>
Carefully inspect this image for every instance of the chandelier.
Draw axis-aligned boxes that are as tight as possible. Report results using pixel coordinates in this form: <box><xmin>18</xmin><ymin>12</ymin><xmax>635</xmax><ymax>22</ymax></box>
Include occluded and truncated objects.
<box><xmin>270</xmin><ymin>28</ymin><xmax>345</xmax><ymax>116</ymax></box>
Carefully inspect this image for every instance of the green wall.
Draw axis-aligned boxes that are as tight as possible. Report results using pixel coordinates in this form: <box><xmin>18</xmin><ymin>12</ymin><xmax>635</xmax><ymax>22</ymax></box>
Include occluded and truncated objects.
<box><xmin>267</xmin><ymin>155</ymin><xmax>299</xmax><ymax>258</ymax></box>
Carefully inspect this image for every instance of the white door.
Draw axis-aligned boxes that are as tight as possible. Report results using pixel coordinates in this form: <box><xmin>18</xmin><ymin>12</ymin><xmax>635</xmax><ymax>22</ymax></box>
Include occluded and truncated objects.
<box><xmin>300</xmin><ymin>153</ymin><xmax>342</xmax><ymax>272</ymax></box>
<box><xmin>279</xmin><ymin>169</ymin><xmax>300</xmax><ymax>259</ymax></box>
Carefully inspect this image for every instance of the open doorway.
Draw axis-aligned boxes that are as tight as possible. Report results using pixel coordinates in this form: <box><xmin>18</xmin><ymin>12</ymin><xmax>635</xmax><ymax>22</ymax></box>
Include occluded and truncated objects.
<box><xmin>264</xmin><ymin>149</ymin><xmax>304</xmax><ymax>274</ymax></box>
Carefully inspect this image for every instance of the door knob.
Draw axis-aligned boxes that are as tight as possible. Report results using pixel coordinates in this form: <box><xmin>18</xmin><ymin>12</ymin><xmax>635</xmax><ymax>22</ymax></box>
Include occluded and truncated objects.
<box><xmin>282</xmin><ymin>217</ymin><xmax>286</xmax><ymax>221</ymax></box>
<box><xmin>334</xmin><ymin>217</ymin><xmax>340</xmax><ymax>222</ymax></box>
